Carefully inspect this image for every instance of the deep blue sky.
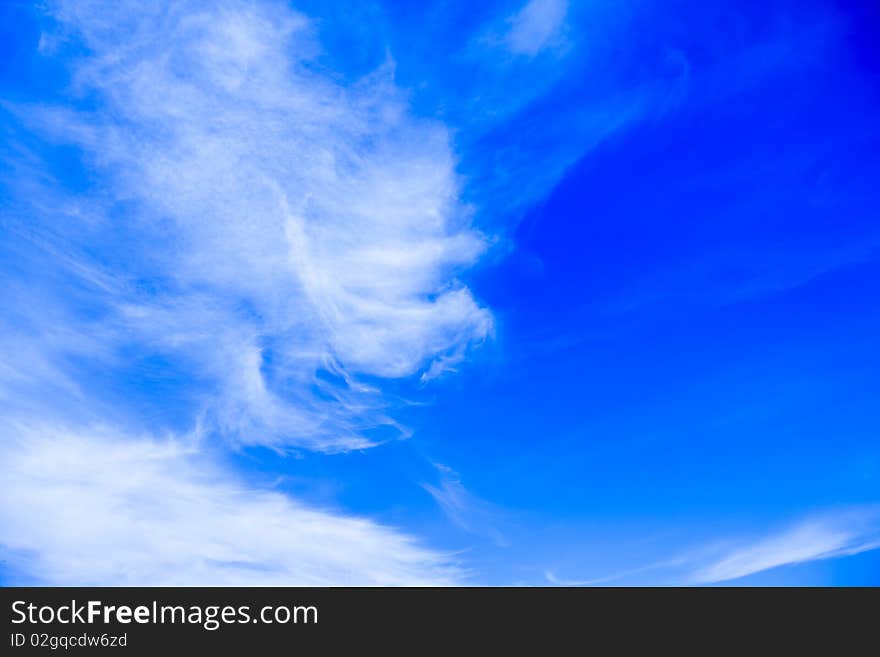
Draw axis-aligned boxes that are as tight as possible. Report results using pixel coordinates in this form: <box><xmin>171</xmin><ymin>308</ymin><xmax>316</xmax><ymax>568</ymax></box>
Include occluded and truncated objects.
<box><xmin>1</xmin><ymin>0</ymin><xmax>878</xmax><ymax>585</ymax></box>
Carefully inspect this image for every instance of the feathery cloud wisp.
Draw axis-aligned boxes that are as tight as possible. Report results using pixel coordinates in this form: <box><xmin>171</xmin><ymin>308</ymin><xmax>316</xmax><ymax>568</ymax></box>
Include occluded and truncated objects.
<box><xmin>690</xmin><ymin>511</ymin><xmax>880</xmax><ymax>584</ymax></box>
<box><xmin>16</xmin><ymin>0</ymin><xmax>493</xmax><ymax>450</ymax></box>
<box><xmin>504</xmin><ymin>0</ymin><xmax>569</xmax><ymax>56</ymax></box>
<box><xmin>0</xmin><ymin>0</ymin><xmax>490</xmax><ymax>584</ymax></box>
<box><xmin>422</xmin><ymin>464</ymin><xmax>507</xmax><ymax>546</ymax></box>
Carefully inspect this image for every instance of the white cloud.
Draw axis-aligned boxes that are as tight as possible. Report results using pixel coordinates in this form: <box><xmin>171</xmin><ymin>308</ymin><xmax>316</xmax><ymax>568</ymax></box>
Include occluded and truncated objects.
<box><xmin>541</xmin><ymin>510</ymin><xmax>880</xmax><ymax>587</ymax></box>
<box><xmin>0</xmin><ymin>0</ymin><xmax>492</xmax><ymax>584</ymax></box>
<box><xmin>20</xmin><ymin>0</ymin><xmax>493</xmax><ymax>450</ymax></box>
<box><xmin>505</xmin><ymin>0</ymin><xmax>569</xmax><ymax>56</ymax></box>
<box><xmin>0</xmin><ymin>421</ymin><xmax>461</xmax><ymax>585</ymax></box>
<box><xmin>690</xmin><ymin>511</ymin><xmax>880</xmax><ymax>584</ymax></box>
<box><xmin>544</xmin><ymin>556</ymin><xmax>690</xmax><ymax>586</ymax></box>
<box><xmin>457</xmin><ymin>0</ymin><xmax>662</xmax><ymax>218</ymax></box>
<box><xmin>422</xmin><ymin>464</ymin><xmax>507</xmax><ymax>546</ymax></box>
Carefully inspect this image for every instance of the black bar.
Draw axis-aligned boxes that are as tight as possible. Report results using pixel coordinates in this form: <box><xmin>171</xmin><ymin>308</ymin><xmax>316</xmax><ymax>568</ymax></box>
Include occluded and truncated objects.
<box><xmin>1</xmin><ymin>587</ymin><xmax>877</xmax><ymax>653</ymax></box>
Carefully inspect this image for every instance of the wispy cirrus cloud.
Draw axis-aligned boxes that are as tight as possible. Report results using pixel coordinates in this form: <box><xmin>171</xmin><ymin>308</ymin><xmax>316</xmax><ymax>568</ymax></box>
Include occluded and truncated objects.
<box><xmin>0</xmin><ymin>0</ymin><xmax>490</xmax><ymax>584</ymax></box>
<box><xmin>689</xmin><ymin>510</ymin><xmax>880</xmax><ymax>584</ymax></box>
<box><xmin>9</xmin><ymin>0</ymin><xmax>492</xmax><ymax>451</ymax></box>
<box><xmin>503</xmin><ymin>0</ymin><xmax>569</xmax><ymax>56</ymax></box>
<box><xmin>422</xmin><ymin>464</ymin><xmax>507</xmax><ymax>546</ymax></box>
<box><xmin>0</xmin><ymin>421</ymin><xmax>462</xmax><ymax>585</ymax></box>
<box><xmin>540</xmin><ymin>508</ymin><xmax>880</xmax><ymax>586</ymax></box>
<box><xmin>453</xmin><ymin>0</ymin><xmax>683</xmax><ymax>218</ymax></box>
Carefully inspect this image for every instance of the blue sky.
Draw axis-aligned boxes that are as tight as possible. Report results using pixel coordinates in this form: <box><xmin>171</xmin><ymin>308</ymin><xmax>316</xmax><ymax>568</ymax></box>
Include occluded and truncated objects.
<box><xmin>1</xmin><ymin>0</ymin><xmax>878</xmax><ymax>585</ymax></box>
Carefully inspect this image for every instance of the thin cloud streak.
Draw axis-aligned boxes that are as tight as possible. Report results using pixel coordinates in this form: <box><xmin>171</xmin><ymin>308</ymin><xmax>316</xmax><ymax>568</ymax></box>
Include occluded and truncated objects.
<box><xmin>422</xmin><ymin>464</ymin><xmax>508</xmax><ymax>546</ymax></box>
<box><xmin>504</xmin><ymin>0</ymin><xmax>569</xmax><ymax>56</ymax></box>
<box><xmin>690</xmin><ymin>512</ymin><xmax>880</xmax><ymax>584</ymax></box>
